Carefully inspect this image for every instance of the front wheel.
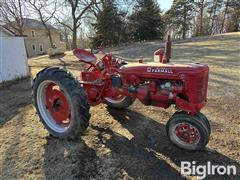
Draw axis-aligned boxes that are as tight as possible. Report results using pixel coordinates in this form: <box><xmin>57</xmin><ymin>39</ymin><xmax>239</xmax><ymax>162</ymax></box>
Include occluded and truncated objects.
<box><xmin>32</xmin><ymin>67</ymin><xmax>90</xmax><ymax>139</ymax></box>
<box><xmin>166</xmin><ymin>112</ymin><xmax>210</xmax><ymax>151</ymax></box>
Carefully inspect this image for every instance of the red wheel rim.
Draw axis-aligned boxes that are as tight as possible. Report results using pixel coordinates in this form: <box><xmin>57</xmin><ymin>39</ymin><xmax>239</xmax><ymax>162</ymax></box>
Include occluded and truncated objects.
<box><xmin>45</xmin><ymin>82</ymin><xmax>71</xmax><ymax>125</ymax></box>
<box><xmin>175</xmin><ymin>123</ymin><xmax>199</xmax><ymax>144</ymax></box>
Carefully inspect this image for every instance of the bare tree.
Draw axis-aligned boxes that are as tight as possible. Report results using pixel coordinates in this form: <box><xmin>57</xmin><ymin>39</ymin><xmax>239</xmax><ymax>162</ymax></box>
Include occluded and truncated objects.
<box><xmin>27</xmin><ymin>0</ymin><xmax>57</xmax><ymax>48</ymax></box>
<box><xmin>194</xmin><ymin>0</ymin><xmax>210</xmax><ymax>36</ymax></box>
<box><xmin>0</xmin><ymin>0</ymin><xmax>28</xmax><ymax>35</ymax></box>
<box><xmin>55</xmin><ymin>21</ymin><xmax>72</xmax><ymax>50</ymax></box>
<box><xmin>56</xmin><ymin>0</ymin><xmax>97</xmax><ymax>49</ymax></box>
<box><xmin>88</xmin><ymin>0</ymin><xmax>102</xmax><ymax>18</ymax></box>
<box><xmin>228</xmin><ymin>0</ymin><xmax>240</xmax><ymax>32</ymax></box>
<box><xmin>208</xmin><ymin>0</ymin><xmax>223</xmax><ymax>35</ymax></box>
<box><xmin>220</xmin><ymin>0</ymin><xmax>229</xmax><ymax>33</ymax></box>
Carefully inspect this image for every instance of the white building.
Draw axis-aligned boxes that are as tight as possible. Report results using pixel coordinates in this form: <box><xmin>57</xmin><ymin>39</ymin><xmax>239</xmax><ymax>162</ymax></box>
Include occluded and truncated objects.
<box><xmin>0</xmin><ymin>26</ymin><xmax>29</xmax><ymax>83</ymax></box>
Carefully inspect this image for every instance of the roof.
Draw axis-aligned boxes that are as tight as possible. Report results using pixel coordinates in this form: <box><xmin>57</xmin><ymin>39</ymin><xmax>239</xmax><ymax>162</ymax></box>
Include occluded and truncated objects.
<box><xmin>0</xmin><ymin>26</ymin><xmax>15</xmax><ymax>36</ymax></box>
<box><xmin>22</xmin><ymin>18</ymin><xmax>57</xmax><ymax>30</ymax></box>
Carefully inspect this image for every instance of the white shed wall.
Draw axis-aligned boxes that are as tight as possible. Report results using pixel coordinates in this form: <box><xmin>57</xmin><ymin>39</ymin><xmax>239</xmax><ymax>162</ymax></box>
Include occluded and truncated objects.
<box><xmin>0</xmin><ymin>37</ymin><xmax>29</xmax><ymax>83</ymax></box>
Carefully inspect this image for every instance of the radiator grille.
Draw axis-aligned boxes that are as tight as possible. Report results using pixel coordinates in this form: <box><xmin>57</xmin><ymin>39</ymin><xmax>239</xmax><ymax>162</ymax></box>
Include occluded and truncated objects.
<box><xmin>196</xmin><ymin>73</ymin><xmax>208</xmax><ymax>103</ymax></box>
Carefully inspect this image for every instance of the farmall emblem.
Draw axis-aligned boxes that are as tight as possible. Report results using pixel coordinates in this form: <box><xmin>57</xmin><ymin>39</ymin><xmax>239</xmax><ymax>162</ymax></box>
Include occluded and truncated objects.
<box><xmin>147</xmin><ymin>67</ymin><xmax>173</xmax><ymax>74</ymax></box>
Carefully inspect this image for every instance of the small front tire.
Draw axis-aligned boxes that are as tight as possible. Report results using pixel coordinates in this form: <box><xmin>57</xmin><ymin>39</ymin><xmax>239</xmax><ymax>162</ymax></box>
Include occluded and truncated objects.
<box><xmin>166</xmin><ymin>112</ymin><xmax>210</xmax><ymax>151</ymax></box>
<box><xmin>196</xmin><ymin>112</ymin><xmax>211</xmax><ymax>135</ymax></box>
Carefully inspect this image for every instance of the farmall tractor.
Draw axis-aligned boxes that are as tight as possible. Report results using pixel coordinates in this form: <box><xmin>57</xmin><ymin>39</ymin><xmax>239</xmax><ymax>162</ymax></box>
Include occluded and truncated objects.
<box><xmin>33</xmin><ymin>37</ymin><xmax>211</xmax><ymax>151</ymax></box>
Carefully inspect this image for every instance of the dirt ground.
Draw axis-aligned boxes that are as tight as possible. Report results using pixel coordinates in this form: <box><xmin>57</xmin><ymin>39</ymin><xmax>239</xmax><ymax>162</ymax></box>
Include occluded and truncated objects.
<box><xmin>0</xmin><ymin>32</ymin><xmax>239</xmax><ymax>180</ymax></box>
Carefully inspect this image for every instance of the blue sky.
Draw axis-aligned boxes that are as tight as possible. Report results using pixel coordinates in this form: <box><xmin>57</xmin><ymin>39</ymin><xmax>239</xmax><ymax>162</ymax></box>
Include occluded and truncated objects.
<box><xmin>158</xmin><ymin>0</ymin><xmax>174</xmax><ymax>12</ymax></box>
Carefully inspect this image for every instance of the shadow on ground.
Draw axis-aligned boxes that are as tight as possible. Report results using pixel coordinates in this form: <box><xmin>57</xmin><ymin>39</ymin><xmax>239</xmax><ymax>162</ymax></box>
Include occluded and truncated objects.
<box><xmin>97</xmin><ymin>108</ymin><xmax>239</xmax><ymax>179</ymax></box>
<box><xmin>43</xmin><ymin>137</ymin><xmax>100</xmax><ymax>180</ymax></box>
<box><xmin>42</xmin><ymin>108</ymin><xmax>239</xmax><ymax>180</ymax></box>
<box><xmin>0</xmin><ymin>78</ymin><xmax>32</xmax><ymax>127</ymax></box>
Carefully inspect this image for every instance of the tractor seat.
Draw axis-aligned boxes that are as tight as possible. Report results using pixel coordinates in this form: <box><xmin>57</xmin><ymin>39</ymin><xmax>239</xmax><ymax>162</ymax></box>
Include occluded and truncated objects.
<box><xmin>73</xmin><ymin>48</ymin><xmax>97</xmax><ymax>63</ymax></box>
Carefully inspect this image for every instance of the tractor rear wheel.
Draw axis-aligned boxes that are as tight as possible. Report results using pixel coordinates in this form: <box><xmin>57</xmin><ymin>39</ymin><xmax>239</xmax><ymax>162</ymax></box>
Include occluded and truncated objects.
<box><xmin>32</xmin><ymin>67</ymin><xmax>90</xmax><ymax>139</ymax></box>
<box><xmin>166</xmin><ymin>112</ymin><xmax>210</xmax><ymax>151</ymax></box>
<box><xmin>104</xmin><ymin>95</ymin><xmax>135</xmax><ymax>109</ymax></box>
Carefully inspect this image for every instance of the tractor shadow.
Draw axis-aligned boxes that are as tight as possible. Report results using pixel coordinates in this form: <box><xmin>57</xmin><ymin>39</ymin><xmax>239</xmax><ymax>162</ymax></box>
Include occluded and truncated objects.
<box><xmin>41</xmin><ymin>108</ymin><xmax>239</xmax><ymax>179</ymax></box>
<box><xmin>43</xmin><ymin>137</ymin><xmax>99</xmax><ymax>180</ymax></box>
<box><xmin>101</xmin><ymin>108</ymin><xmax>240</xmax><ymax>180</ymax></box>
<box><xmin>43</xmin><ymin>133</ymin><xmax>186</xmax><ymax>180</ymax></box>
<box><xmin>90</xmin><ymin>124</ymin><xmax>186</xmax><ymax>180</ymax></box>
<box><xmin>42</xmin><ymin>113</ymin><xmax>186</xmax><ymax>180</ymax></box>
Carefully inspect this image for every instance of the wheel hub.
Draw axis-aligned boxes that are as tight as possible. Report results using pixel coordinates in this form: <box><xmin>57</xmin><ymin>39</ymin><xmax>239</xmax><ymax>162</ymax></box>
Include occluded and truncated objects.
<box><xmin>175</xmin><ymin>123</ymin><xmax>199</xmax><ymax>144</ymax></box>
<box><xmin>45</xmin><ymin>83</ymin><xmax>71</xmax><ymax>125</ymax></box>
<box><xmin>52</xmin><ymin>98</ymin><xmax>62</xmax><ymax>112</ymax></box>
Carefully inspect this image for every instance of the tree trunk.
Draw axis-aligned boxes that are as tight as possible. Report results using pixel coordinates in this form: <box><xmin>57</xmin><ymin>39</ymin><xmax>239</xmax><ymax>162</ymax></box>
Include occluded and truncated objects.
<box><xmin>64</xmin><ymin>28</ymin><xmax>70</xmax><ymax>50</ymax></box>
<box><xmin>220</xmin><ymin>0</ymin><xmax>229</xmax><ymax>33</ymax></box>
<box><xmin>182</xmin><ymin>5</ymin><xmax>187</xmax><ymax>39</ymax></box>
<box><xmin>209</xmin><ymin>0</ymin><xmax>218</xmax><ymax>35</ymax></box>
<box><xmin>233</xmin><ymin>4</ymin><xmax>240</xmax><ymax>32</ymax></box>
<box><xmin>42</xmin><ymin>22</ymin><xmax>54</xmax><ymax>48</ymax></box>
<box><xmin>199</xmin><ymin>0</ymin><xmax>204</xmax><ymax>36</ymax></box>
<box><xmin>72</xmin><ymin>23</ymin><xmax>77</xmax><ymax>49</ymax></box>
<box><xmin>17</xmin><ymin>0</ymin><xmax>24</xmax><ymax>35</ymax></box>
<box><xmin>47</xmin><ymin>29</ymin><xmax>54</xmax><ymax>48</ymax></box>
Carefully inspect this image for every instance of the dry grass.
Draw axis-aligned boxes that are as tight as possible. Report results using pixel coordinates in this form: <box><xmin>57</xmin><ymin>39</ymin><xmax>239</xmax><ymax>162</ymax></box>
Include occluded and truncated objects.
<box><xmin>0</xmin><ymin>32</ymin><xmax>239</xmax><ymax>179</ymax></box>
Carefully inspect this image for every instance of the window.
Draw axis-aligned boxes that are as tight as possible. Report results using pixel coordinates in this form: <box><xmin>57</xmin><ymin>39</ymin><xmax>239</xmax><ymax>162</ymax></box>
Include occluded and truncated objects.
<box><xmin>31</xmin><ymin>30</ymin><xmax>35</xmax><ymax>38</ymax></box>
<box><xmin>32</xmin><ymin>44</ymin><xmax>36</xmax><ymax>51</ymax></box>
<box><xmin>39</xmin><ymin>44</ymin><xmax>43</xmax><ymax>52</ymax></box>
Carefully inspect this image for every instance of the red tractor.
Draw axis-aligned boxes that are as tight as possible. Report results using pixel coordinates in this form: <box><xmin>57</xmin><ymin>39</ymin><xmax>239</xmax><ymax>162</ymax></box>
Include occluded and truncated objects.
<box><xmin>33</xmin><ymin>38</ymin><xmax>211</xmax><ymax>151</ymax></box>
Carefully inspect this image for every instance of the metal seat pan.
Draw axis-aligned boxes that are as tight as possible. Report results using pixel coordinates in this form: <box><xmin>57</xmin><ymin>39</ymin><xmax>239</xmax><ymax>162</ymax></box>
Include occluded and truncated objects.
<box><xmin>73</xmin><ymin>48</ymin><xmax>97</xmax><ymax>63</ymax></box>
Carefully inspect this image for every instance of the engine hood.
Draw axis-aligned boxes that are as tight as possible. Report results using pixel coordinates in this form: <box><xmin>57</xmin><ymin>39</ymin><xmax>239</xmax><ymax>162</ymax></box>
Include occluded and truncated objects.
<box><xmin>119</xmin><ymin>62</ymin><xmax>208</xmax><ymax>78</ymax></box>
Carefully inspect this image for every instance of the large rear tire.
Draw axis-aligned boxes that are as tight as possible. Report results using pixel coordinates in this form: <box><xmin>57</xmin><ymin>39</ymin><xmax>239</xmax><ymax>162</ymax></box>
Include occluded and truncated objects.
<box><xmin>32</xmin><ymin>67</ymin><xmax>90</xmax><ymax>139</ymax></box>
